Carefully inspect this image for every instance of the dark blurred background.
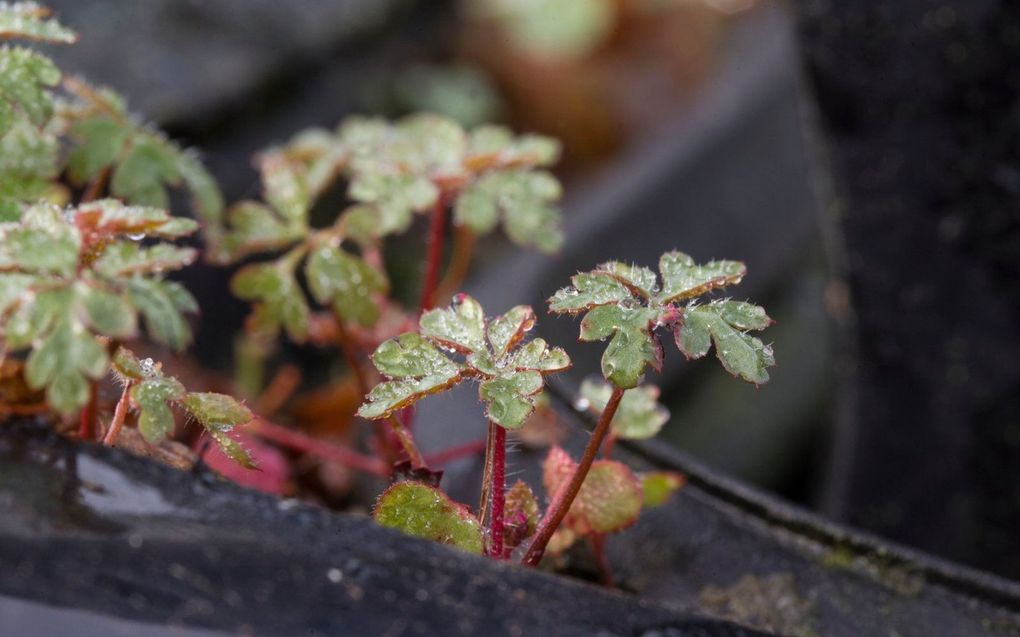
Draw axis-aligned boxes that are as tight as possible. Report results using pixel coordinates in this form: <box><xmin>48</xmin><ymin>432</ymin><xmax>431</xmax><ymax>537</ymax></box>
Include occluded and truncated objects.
<box><xmin>41</xmin><ymin>0</ymin><xmax>1020</xmax><ymax>583</ymax></box>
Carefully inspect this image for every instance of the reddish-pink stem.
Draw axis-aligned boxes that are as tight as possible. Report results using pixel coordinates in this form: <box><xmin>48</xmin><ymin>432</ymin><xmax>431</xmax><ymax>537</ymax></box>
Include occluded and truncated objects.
<box><xmin>419</xmin><ymin>196</ymin><xmax>447</xmax><ymax>313</ymax></box>
<box><xmin>423</xmin><ymin>439</ymin><xmax>487</xmax><ymax>466</ymax></box>
<box><xmin>488</xmin><ymin>422</ymin><xmax>507</xmax><ymax>559</ymax></box>
<box><xmin>251</xmin><ymin>418</ymin><xmax>389</xmax><ymax>477</ymax></box>
<box><xmin>522</xmin><ymin>386</ymin><xmax>625</xmax><ymax>566</ymax></box>
<box><xmin>78</xmin><ymin>382</ymin><xmax>97</xmax><ymax>441</ymax></box>
<box><xmin>102</xmin><ymin>383</ymin><xmax>133</xmax><ymax>446</ymax></box>
<box><xmin>387</xmin><ymin>415</ymin><xmax>427</xmax><ymax>470</ymax></box>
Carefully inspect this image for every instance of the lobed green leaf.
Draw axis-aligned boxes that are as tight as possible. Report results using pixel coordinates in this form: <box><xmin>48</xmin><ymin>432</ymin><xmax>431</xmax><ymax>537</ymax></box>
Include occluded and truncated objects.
<box><xmin>305</xmin><ymin>244</ymin><xmax>387</xmax><ymax>327</ymax></box>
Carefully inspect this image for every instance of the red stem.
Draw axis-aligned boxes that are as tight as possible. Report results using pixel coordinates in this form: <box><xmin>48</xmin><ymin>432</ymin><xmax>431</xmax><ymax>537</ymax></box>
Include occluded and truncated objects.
<box><xmin>388</xmin><ymin>415</ymin><xmax>427</xmax><ymax>470</ymax></box>
<box><xmin>78</xmin><ymin>382</ymin><xmax>97</xmax><ymax>441</ymax></box>
<box><xmin>488</xmin><ymin>422</ymin><xmax>507</xmax><ymax>559</ymax></box>
<box><xmin>522</xmin><ymin>386</ymin><xmax>625</xmax><ymax>566</ymax></box>
<box><xmin>419</xmin><ymin>196</ymin><xmax>447</xmax><ymax>313</ymax></box>
<box><xmin>102</xmin><ymin>382</ymin><xmax>133</xmax><ymax>446</ymax></box>
<box><xmin>251</xmin><ymin>418</ymin><xmax>389</xmax><ymax>477</ymax></box>
<box><xmin>422</xmin><ymin>438</ymin><xmax>487</xmax><ymax>466</ymax></box>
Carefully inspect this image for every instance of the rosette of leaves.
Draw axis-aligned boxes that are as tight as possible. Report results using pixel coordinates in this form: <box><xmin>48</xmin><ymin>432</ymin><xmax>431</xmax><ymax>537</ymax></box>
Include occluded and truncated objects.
<box><xmin>212</xmin><ymin>138</ymin><xmax>389</xmax><ymax>343</ymax></box>
<box><xmin>580</xmin><ymin>377</ymin><xmax>669</xmax><ymax>440</ymax></box>
<box><xmin>373</xmin><ymin>481</ymin><xmax>484</xmax><ymax>553</ymax></box>
<box><xmin>111</xmin><ymin>347</ymin><xmax>255</xmax><ymax>468</ymax></box>
<box><xmin>0</xmin><ymin>2</ymin><xmax>75</xmax><ymax>219</ymax></box>
<box><xmin>342</xmin><ymin>114</ymin><xmax>564</xmax><ymax>250</ymax></box>
<box><xmin>357</xmin><ymin>293</ymin><xmax>571</xmax><ymax>430</ymax></box>
<box><xmin>0</xmin><ymin>200</ymin><xmax>199</xmax><ymax>414</ymax></box>
<box><xmin>542</xmin><ymin>446</ymin><xmax>643</xmax><ymax>554</ymax></box>
<box><xmin>549</xmin><ymin>251</ymin><xmax>775</xmax><ymax>389</ymax></box>
<box><xmin>56</xmin><ymin>78</ymin><xmax>224</xmax><ymax>237</ymax></box>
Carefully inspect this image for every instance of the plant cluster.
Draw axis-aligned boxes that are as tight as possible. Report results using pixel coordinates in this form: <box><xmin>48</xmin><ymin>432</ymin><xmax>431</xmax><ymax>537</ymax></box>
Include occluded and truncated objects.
<box><xmin>0</xmin><ymin>2</ymin><xmax>775</xmax><ymax>578</ymax></box>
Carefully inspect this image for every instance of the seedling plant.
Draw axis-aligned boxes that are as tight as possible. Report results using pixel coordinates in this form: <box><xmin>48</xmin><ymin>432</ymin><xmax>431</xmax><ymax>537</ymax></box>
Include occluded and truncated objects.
<box><xmin>0</xmin><ymin>2</ymin><xmax>776</xmax><ymax>577</ymax></box>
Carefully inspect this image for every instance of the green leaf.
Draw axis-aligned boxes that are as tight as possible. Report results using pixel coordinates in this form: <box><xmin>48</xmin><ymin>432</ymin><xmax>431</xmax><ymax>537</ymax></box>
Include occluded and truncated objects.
<box><xmin>641</xmin><ymin>471</ymin><xmax>684</xmax><ymax>508</ymax></box>
<box><xmin>548</xmin><ymin>272</ymin><xmax>631</xmax><ymax>314</ymax></box>
<box><xmin>0</xmin><ymin>224</ymin><xmax>79</xmax><ymax>277</ymax></box>
<box><xmin>581</xmin><ymin>378</ymin><xmax>669</xmax><ymax>440</ymax></box>
<box><xmin>231</xmin><ymin>254</ymin><xmax>310</xmax><ymax>342</ymax></box>
<box><xmin>549</xmin><ymin>251</ymin><xmax>773</xmax><ymax>389</ymax></box>
<box><xmin>360</xmin><ymin>295</ymin><xmax>569</xmax><ymax>427</ymax></box>
<box><xmin>220</xmin><ymin>201</ymin><xmax>304</xmax><ymax>261</ymax></box>
<box><xmin>259</xmin><ymin>152</ymin><xmax>309</xmax><ymax>226</ymax></box>
<box><xmin>676</xmin><ymin>303</ymin><xmax>774</xmax><ymax>385</ymax></box>
<box><xmin>479</xmin><ymin>370</ymin><xmax>542</xmax><ymax>429</ymax></box>
<box><xmin>0</xmin><ymin>112</ymin><xmax>58</xmax><ymax>216</ymax></box>
<box><xmin>486</xmin><ymin>305</ymin><xmax>534</xmax><ymax>359</ymax></box>
<box><xmin>420</xmin><ymin>293</ymin><xmax>486</xmax><ymax>353</ymax></box>
<box><xmin>206</xmin><ymin>429</ymin><xmax>257</xmax><ymax>470</ymax></box>
<box><xmin>65</xmin><ymin>116</ymin><xmax>129</xmax><ymax>184</ymax></box>
<box><xmin>93</xmin><ymin>242</ymin><xmax>197</xmax><ymax>278</ymax></box>
<box><xmin>0</xmin><ymin>3</ymin><xmax>76</xmax><ymax>42</ymax></box>
<box><xmin>305</xmin><ymin>244</ymin><xmax>387</xmax><ymax>327</ymax></box>
<box><xmin>598</xmin><ymin>261</ymin><xmax>658</xmax><ymax>298</ymax></box>
<box><xmin>25</xmin><ymin>319</ymin><xmax>109</xmax><ymax>415</ymax></box>
<box><xmin>373</xmin><ymin>481</ymin><xmax>484</xmax><ymax>554</ymax></box>
<box><xmin>110</xmin><ymin>345</ymin><xmax>145</xmax><ymax>381</ymax></box>
<box><xmin>357</xmin><ymin>333</ymin><xmax>464</xmax><ymax>419</ymax></box>
<box><xmin>181</xmin><ymin>392</ymin><xmax>252</xmax><ymax>430</ymax></box>
<box><xmin>454</xmin><ymin>170</ymin><xmax>563</xmax><ymax>253</ymax></box>
<box><xmin>2</xmin><ymin>285</ymin><xmax>69</xmax><ymax>348</ymax></box>
<box><xmin>79</xmin><ymin>283</ymin><xmax>137</xmax><ymax>339</ymax></box>
<box><xmin>111</xmin><ymin>137</ymin><xmax>181</xmax><ymax>208</ymax></box>
<box><xmin>181</xmin><ymin>392</ymin><xmax>255</xmax><ymax>469</ymax></box>
<box><xmin>176</xmin><ymin>150</ymin><xmax>225</xmax><ymax>247</ymax></box>
<box><xmin>348</xmin><ymin>172</ymin><xmax>438</xmax><ymax>235</ymax></box>
<box><xmin>658</xmin><ymin>251</ymin><xmax>746</xmax><ymax>303</ymax></box>
<box><xmin>579</xmin><ymin>304</ymin><xmax>661</xmax><ymax>389</ymax></box>
<box><xmin>0</xmin><ymin>46</ymin><xmax>60</xmax><ymax>134</ymax></box>
<box><xmin>76</xmin><ymin>199</ymin><xmax>197</xmax><ymax>239</ymax></box>
<box><xmin>131</xmin><ymin>376</ymin><xmax>185</xmax><ymax>443</ymax></box>
<box><xmin>125</xmin><ymin>277</ymin><xmax>196</xmax><ymax>350</ymax></box>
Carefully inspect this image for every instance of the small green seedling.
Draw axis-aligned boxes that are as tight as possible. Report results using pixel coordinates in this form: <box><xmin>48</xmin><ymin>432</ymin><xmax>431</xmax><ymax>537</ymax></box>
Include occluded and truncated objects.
<box><xmin>108</xmin><ymin>347</ymin><xmax>254</xmax><ymax>467</ymax></box>
<box><xmin>521</xmin><ymin>252</ymin><xmax>774</xmax><ymax>565</ymax></box>
<box><xmin>358</xmin><ymin>294</ymin><xmax>570</xmax><ymax>558</ymax></box>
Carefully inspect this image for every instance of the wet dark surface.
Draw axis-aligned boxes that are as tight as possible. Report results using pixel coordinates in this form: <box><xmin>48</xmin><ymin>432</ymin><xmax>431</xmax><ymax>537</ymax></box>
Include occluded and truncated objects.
<box><xmin>792</xmin><ymin>0</ymin><xmax>1020</xmax><ymax>579</ymax></box>
<box><xmin>0</xmin><ymin>422</ymin><xmax>766</xmax><ymax>637</ymax></box>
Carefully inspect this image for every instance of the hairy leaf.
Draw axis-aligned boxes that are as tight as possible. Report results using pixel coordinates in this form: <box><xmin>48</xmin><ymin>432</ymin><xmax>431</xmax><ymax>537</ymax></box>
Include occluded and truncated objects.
<box><xmin>305</xmin><ymin>244</ymin><xmax>387</xmax><ymax>327</ymax></box>
<box><xmin>131</xmin><ymin>376</ymin><xmax>185</xmax><ymax>442</ymax></box>
<box><xmin>181</xmin><ymin>392</ymin><xmax>255</xmax><ymax>468</ymax></box>
<box><xmin>542</xmin><ymin>447</ymin><xmax>642</xmax><ymax>543</ymax></box>
<box><xmin>549</xmin><ymin>251</ymin><xmax>773</xmax><ymax>389</ymax></box>
<box><xmin>125</xmin><ymin>278</ymin><xmax>197</xmax><ymax>351</ymax></box>
<box><xmin>231</xmin><ymin>253</ymin><xmax>310</xmax><ymax>342</ymax></box>
<box><xmin>0</xmin><ymin>46</ymin><xmax>59</xmax><ymax>135</ymax></box>
<box><xmin>0</xmin><ymin>3</ymin><xmax>76</xmax><ymax>43</ymax></box>
<box><xmin>25</xmin><ymin>318</ymin><xmax>107</xmax><ymax>414</ymax></box>
<box><xmin>374</xmin><ymin>481</ymin><xmax>484</xmax><ymax>553</ymax></box>
<box><xmin>676</xmin><ymin>302</ymin><xmax>774</xmax><ymax>385</ymax></box>
<box><xmin>361</xmin><ymin>295</ymin><xmax>569</xmax><ymax>429</ymax></box>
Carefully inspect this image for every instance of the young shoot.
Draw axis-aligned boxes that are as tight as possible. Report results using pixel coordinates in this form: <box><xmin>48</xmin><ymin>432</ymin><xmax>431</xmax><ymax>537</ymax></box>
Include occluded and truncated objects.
<box><xmin>358</xmin><ymin>293</ymin><xmax>571</xmax><ymax>558</ymax></box>
<box><xmin>522</xmin><ymin>251</ymin><xmax>775</xmax><ymax>565</ymax></box>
